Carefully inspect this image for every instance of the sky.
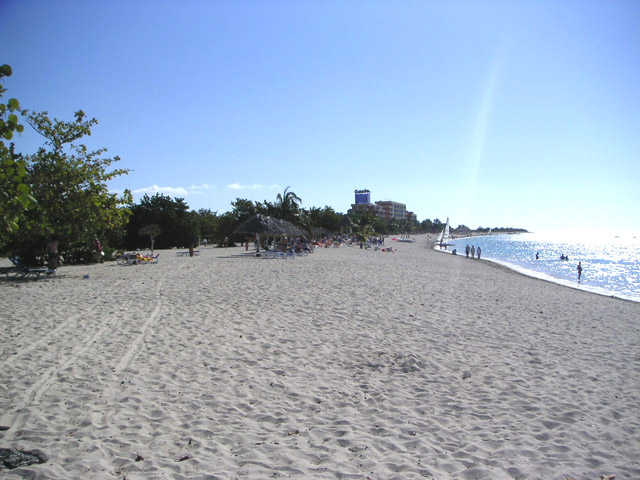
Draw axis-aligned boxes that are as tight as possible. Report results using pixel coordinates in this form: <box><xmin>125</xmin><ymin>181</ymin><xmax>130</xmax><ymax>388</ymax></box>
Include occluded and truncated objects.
<box><xmin>1</xmin><ymin>0</ymin><xmax>639</xmax><ymax>232</ymax></box>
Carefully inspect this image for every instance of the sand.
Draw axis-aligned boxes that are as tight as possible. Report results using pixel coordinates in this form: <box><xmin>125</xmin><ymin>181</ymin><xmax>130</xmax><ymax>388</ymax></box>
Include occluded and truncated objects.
<box><xmin>1</xmin><ymin>236</ymin><xmax>639</xmax><ymax>479</ymax></box>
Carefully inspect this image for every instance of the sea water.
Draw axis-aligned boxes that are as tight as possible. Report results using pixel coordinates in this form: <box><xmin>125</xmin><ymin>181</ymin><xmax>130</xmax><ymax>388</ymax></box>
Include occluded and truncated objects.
<box><xmin>444</xmin><ymin>231</ymin><xmax>640</xmax><ymax>302</ymax></box>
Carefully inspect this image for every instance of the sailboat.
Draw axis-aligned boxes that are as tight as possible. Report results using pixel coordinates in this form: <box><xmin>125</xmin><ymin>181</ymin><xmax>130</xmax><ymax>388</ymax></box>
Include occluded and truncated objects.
<box><xmin>436</xmin><ymin>217</ymin><xmax>451</xmax><ymax>247</ymax></box>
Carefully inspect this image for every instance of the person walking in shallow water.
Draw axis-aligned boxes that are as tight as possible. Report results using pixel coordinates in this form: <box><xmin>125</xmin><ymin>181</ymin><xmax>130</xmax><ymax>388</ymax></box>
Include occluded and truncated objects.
<box><xmin>577</xmin><ymin>261</ymin><xmax>582</xmax><ymax>281</ymax></box>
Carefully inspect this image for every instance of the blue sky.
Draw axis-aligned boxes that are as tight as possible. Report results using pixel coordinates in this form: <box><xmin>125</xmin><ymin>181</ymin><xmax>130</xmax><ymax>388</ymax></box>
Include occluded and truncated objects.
<box><xmin>2</xmin><ymin>0</ymin><xmax>639</xmax><ymax>231</ymax></box>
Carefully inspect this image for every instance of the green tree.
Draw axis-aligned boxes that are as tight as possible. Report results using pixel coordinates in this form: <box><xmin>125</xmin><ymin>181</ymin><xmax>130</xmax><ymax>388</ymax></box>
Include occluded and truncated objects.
<box><xmin>275</xmin><ymin>186</ymin><xmax>301</xmax><ymax>223</ymax></box>
<box><xmin>305</xmin><ymin>205</ymin><xmax>342</xmax><ymax>233</ymax></box>
<box><xmin>6</xmin><ymin>109</ymin><xmax>131</xmax><ymax>264</ymax></box>
<box><xmin>139</xmin><ymin>224</ymin><xmax>161</xmax><ymax>251</ymax></box>
<box><xmin>353</xmin><ymin>214</ymin><xmax>377</xmax><ymax>246</ymax></box>
<box><xmin>0</xmin><ymin>64</ymin><xmax>34</xmax><ymax>246</ymax></box>
<box><xmin>125</xmin><ymin>194</ymin><xmax>197</xmax><ymax>249</ymax></box>
<box><xmin>230</xmin><ymin>198</ymin><xmax>265</xmax><ymax>223</ymax></box>
<box><xmin>215</xmin><ymin>210</ymin><xmax>241</xmax><ymax>246</ymax></box>
<box><xmin>194</xmin><ymin>208</ymin><xmax>219</xmax><ymax>244</ymax></box>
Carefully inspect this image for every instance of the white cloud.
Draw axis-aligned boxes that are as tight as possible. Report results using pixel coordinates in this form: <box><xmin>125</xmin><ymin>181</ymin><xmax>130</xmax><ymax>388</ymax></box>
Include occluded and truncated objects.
<box><xmin>132</xmin><ymin>183</ymin><xmax>218</xmax><ymax>197</ymax></box>
<box><xmin>189</xmin><ymin>183</ymin><xmax>217</xmax><ymax>191</ymax></box>
<box><xmin>269</xmin><ymin>184</ymin><xmax>281</xmax><ymax>190</ymax></box>
<box><xmin>227</xmin><ymin>183</ymin><xmax>265</xmax><ymax>190</ymax></box>
<box><xmin>133</xmin><ymin>185</ymin><xmax>190</xmax><ymax>196</ymax></box>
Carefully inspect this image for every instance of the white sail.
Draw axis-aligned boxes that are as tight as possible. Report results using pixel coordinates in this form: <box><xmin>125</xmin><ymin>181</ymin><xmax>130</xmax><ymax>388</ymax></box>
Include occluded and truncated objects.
<box><xmin>443</xmin><ymin>217</ymin><xmax>450</xmax><ymax>242</ymax></box>
<box><xmin>436</xmin><ymin>217</ymin><xmax>450</xmax><ymax>245</ymax></box>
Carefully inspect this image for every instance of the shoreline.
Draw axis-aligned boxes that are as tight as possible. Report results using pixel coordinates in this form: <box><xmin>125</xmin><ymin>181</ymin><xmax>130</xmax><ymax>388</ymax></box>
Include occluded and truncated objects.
<box><xmin>431</xmin><ymin>237</ymin><xmax>640</xmax><ymax>304</ymax></box>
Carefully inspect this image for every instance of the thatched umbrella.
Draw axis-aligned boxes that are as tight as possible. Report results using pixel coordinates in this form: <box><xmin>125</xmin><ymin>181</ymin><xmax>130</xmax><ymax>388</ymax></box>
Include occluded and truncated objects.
<box><xmin>274</xmin><ymin>218</ymin><xmax>306</xmax><ymax>237</ymax></box>
<box><xmin>235</xmin><ymin>214</ymin><xmax>305</xmax><ymax>250</ymax></box>
<box><xmin>312</xmin><ymin>226</ymin><xmax>331</xmax><ymax>240</ymax></box>
<box><xmin>235</xmin><ymin>214</ymin><xmax>284</xmax><ymax>235</ymax></box>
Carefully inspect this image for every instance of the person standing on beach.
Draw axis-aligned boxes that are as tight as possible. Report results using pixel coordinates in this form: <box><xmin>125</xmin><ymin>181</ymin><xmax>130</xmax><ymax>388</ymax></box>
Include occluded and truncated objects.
<box><xmin>477</xmin><ymin>246</ymin><xmax>481</xmax><ymax>259</ymax></box>
<box><xmin>465</xmin><ymin>245</ymin><xmax>470</xmax><ymax>258</ymax></box>
<box><xmin>46</xmin><ymin>239</ymin><xmax>59</xmax><ymax>271</ymax></box>
<box><xmin>94</xmin><ymin>236</ymin><xmax>104</xmax><ymax>263</ymax></box>
<box><xmin>577</xmin><ymin>261</ymin><xmax>582</xmax><ymax>281</ymax></box>
<box><xmin>470</xmin><ymin>245</ymin><xmax>475</xmax><ymax>258</ymax></box>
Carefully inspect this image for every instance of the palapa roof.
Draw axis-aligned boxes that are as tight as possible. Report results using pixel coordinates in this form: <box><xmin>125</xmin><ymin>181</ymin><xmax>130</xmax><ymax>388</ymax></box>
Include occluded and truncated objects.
<box><xmin>235</xmin><ymin>214</ymin><xmax>305</xmax><ymax>237</ymax></box>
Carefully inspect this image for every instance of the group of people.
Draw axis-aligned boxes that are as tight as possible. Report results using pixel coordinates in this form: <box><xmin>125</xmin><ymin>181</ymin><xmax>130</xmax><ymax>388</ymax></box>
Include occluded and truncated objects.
<box><xmin>201</xmin><ymin>237</ymin><xmax>229</xmax><ymax>248</ymax></box>
<box><xmin>257</xmin><ymin>236</ymin><xmax>313</xmax><ymax>254</ymax></box>
<box><xmin>536</xmin><ymin>251</ymin><xmax>583</xmax><ymax>281</ymax></box>
<box><xmin>464</xmin><ymin>244</ymin><xmax>481</xmax><ymax>259</ymax></box>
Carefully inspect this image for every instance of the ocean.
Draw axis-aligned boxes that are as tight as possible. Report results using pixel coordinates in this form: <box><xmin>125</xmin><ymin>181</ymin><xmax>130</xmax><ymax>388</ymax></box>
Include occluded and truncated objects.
<box><xmin>443</xmin><ymin>230</ymin><xmax>640</xmax><ymax>302</ymax></box>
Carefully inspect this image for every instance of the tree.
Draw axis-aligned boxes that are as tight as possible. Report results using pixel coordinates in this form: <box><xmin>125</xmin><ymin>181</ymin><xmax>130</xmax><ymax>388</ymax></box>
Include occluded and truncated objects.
<box><xmin>125</xmin><ymin>194</ymin><xmax>197</xmax><ymax>249</ymax></box>
<box><xmin>230</xmin><ymin>198</ymin><xmax>265</xmax><ymax>223</ymax></box>
<box><xmin>353</xmin><ymin>214</ymin><xmax>377</xmax><ymax>246</ymax></box>
<box><xmin>305</xmin><ymin>205</ymin><xmax>342</xmax><ymax>233</ymax></box>
<box><xmin>275</xmin><ymin>186</ymin><xmax>301</xmax><ymax>223</ymax></box>
<box><xmin>194</xmin><ymin>208</ymin><xmax>219</xmax><ymax>244</ymax></box>
<box><xmin>0</xmin><ymin>64</ymin><xmax>34</xmax><ymax>247</ymax></box>
<box><xmin>139</xmin><ymin>224</ymin><xmax>161</xmax><ymax>251</ymax></box>
<box><xmin>5</xmin><ymin>109</ymin><xmax>131</xmax><ymax>264</ymax></box>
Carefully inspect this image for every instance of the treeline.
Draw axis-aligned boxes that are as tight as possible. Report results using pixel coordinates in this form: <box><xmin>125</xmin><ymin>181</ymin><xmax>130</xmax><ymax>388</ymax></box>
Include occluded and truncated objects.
<box><xmin>1</xmin><ymin>65</ymin><xmax>525</xmax><ymax>265</ymax></box>
<box><xmin>121</xmin><ymin>191</ymin><xmax>426</xmax><ymax>251</ymax></box>
<box><xmin>453</xmin><ymin>225</ymin><xmax>529</xmax><ymax>235</ymax></box>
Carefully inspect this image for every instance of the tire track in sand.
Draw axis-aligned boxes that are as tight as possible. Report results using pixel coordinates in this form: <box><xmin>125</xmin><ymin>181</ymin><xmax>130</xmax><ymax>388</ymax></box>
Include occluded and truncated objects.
<box><xmin>0</xmin><ymin>278</ymin><xmax>130</xmax><ymax>432</ymax></box>
<box><xmin>1</xmin><ymin>310</ymin><xmax>94</xmax><ymax>369</ymax></box>
<box><xmin>113</xmin><ymin>299</ymin><xmax>163</xmax><ymax>375</ymax></box>
<box><xmin>98</xmin><ymin>281</ymin><xmax>165</xmax><ymax>428</ymax></box>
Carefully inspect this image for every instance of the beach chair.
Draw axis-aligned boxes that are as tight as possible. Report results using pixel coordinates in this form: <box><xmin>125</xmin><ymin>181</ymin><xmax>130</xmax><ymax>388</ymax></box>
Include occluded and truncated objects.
<box><xmin>139</xmin><ymin>253</ymin><xmax>159</xmax><ymax>264</ymax></box>
<box><xmin>117</xmin><ymin>253</ymin><xmax>139</xmax><ymax>265</ymax></box>
<box><xmin>9</xmin><ymin>256</ymin><xmax>53</xmax><ymax>278</ymax></box>
<box><xmin>177</xmin><ymin>250</ymin><xmax>200</xmax><ymax>257</ymax></box>
<box><xmin>255</xmin><ymin>249</ymin><xmax>295</xmax><ymax>259</ymax></box>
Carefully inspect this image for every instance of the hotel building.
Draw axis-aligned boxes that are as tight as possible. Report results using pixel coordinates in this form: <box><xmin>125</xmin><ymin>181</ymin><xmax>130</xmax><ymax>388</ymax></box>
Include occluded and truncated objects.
<box><xmin>349</xmin><ymin>189</ymin><xmax>416</xmax><ymax>222</ymax></box>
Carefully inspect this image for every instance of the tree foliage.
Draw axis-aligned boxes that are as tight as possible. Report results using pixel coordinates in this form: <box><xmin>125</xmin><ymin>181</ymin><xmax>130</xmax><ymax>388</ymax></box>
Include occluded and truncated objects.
<box><xmin>274</xmin><ymin>186</ymin><xmax>301</xmax><ymax>223</ymax></box>
<box><xmin>304</xmin><ymin>206</ymin><xmax>343</xmax><ymax>233</ymax></box>
<box><xmin>139</xmin><ymin>224</ymin><xmax>161</xmax><ymax>251</ymax></box>
<box><xmin>4</xmin><ymin>109</ymin><xmax>131</xmax><ymax>264</ymax></box>
<box><xmin>352</xmin><ymin>214</ymin><xmax>378</xmax><ymax>243</ymax></box>
<box><xmin>0</xmin><ymin>64</ymin><xmax>34</xmax><ymax>245</ymax></box>
<box><xmin>124</xmin><ymin>194</ymin><xmax>198</xmax><ymax>249</ymax></box>
<box><xmin>194</xmin><ymin>208</ymin><xmax>219</xmax><ymax>243</ymax></box>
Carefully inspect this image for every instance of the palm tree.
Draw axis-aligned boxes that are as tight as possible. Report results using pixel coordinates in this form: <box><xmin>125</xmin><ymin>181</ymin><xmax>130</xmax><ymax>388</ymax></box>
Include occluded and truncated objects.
<box><xmin>275</xmin><ymin>186</ymin><xmax>302</xmax><ymax>223</ymax></box>
<box><xmin>354</xmin><ymin>215</ymin><xmax>376</xmax><ymax>248</ymax></box>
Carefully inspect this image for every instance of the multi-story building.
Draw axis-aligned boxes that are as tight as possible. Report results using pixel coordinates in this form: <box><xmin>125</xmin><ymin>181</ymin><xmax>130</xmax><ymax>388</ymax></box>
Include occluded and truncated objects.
<box><xmin>375</xmin><ymin>201</ymin><xmax>407</xmax><ymax>220</ymax></box>
<box><xmin>350</xmin><ymin>189</ymin><xmax>381</xmax><ymax>216</ymax></box>
<box><xmin>349</xmin><ymin>189</ymin><xmax>415</xmax><ymax>222</ymax></box>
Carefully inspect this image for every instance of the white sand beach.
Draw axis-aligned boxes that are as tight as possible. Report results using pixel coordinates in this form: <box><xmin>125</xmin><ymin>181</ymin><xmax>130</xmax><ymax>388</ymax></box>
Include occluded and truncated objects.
<box><xmin>1</xmin><ymin>236</ymin><xmax>639</xmax><ymax>479</ymax></box>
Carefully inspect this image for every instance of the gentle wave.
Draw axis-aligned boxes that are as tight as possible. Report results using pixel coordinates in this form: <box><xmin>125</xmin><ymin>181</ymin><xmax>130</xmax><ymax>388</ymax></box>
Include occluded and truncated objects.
<box><xmin>442</xmin><ymin>231</ymin><xmax>640</xmax><ymax>302</ymax></box>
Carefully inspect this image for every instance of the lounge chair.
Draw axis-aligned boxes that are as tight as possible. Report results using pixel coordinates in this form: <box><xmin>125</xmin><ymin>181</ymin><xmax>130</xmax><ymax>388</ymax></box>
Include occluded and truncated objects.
<box><xmin>117</xmin><ymin>253</ymin><xmax>139</xmax><ymax>265</ymax></box>
<box><xmin>116</xmin><ymin>253</ymin><xmax>159</xmax><ymax>265</ymax></box>
<box><xmin>9</xmin><ymin>257</ymin><xmax>54</xmax><ymax>278</ymax></box>
<box><xmin>255</xmin><ymin>249</ymin><xmax>295</xmax><ymax>259</ymax></box>
<box><xmin>138</xmin><ymin>253</ymin><xmax>159</xmax><ymax>264</ymax></box>
<box><xmin>177</xmin><ymin>250</ymin><xmax>199</xmax><ymax>257</ymax></box>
